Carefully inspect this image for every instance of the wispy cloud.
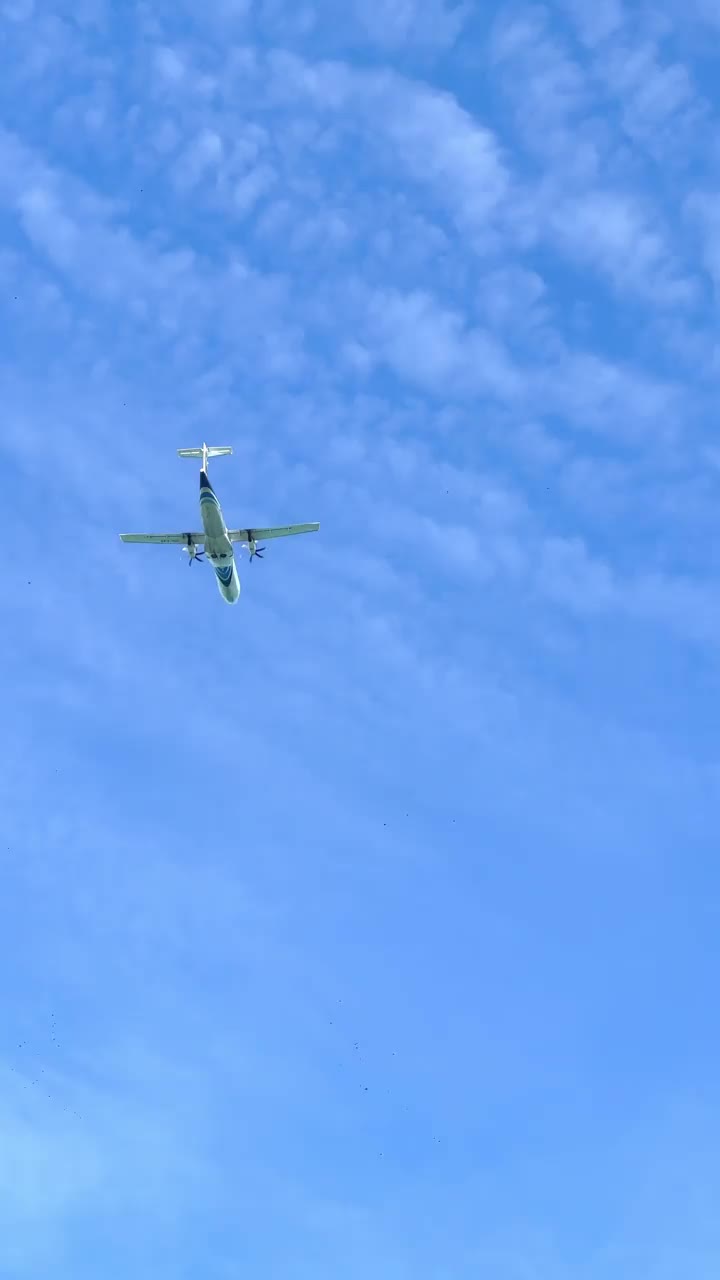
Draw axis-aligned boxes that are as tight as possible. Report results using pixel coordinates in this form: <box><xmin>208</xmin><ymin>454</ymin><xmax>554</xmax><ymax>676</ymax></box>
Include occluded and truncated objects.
<box><xmin>265</xmin><ymin>51</ymin><xmax>511</xmax><ymax>245</ymax></box>
<box><xmin>361</xmin><ymin>286</ymin><xmax>521</xmax><ymax>398</ymax></box>
<box><xmin>320</xmin><ymin>0</ymin><xmax>470</xmax><ymax>53</ymax></box>
<box><xmin>490</xmin><ymin>5</ymin><xmax>700</xmax><ymax>304</ymax></box>
<box><xmin>547</xmin><ymin>188</ymin><xmax>697</xmax><ymax>304</ymax></box>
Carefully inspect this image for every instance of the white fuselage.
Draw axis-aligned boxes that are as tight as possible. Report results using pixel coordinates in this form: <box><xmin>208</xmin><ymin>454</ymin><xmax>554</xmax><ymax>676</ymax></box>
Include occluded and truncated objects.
<box><xmin>199</xmin><ymin>470</ymin><xmax>240</xmax><ymax>604</ymax></box>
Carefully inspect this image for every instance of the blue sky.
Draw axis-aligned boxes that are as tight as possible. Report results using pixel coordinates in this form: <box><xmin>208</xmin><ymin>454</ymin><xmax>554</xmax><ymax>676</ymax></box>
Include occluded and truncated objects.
<box><xmin>2</xmin><ymin>0</ymin><xmax>720</xmax><ymax>1274</ymax></box>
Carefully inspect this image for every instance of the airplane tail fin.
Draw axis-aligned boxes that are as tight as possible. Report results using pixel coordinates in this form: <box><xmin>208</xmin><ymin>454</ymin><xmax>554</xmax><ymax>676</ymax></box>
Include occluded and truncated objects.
<box><xmin>177</xmin><ymin>444</ymin><xmax>233</xmax><ymax>471</ymax></box>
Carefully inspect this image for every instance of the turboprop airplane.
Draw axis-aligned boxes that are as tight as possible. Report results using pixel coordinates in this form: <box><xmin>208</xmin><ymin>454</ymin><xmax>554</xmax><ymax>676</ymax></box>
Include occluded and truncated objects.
<box><xmin>119</xmin><ymin>444</ymin><xmax>319</xmax><ymax>604</ymax></box>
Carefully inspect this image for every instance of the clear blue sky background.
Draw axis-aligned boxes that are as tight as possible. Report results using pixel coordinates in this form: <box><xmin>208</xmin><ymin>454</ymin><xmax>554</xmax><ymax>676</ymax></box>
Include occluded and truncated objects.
<box><xmin>2</xmin><ymin>0</ymin><xmax>720</xmax><ymax>1275</ymax></box>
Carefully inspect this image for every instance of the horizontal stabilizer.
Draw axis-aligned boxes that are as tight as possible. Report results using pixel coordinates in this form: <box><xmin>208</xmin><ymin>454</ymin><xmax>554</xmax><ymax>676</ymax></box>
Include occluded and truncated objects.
<box><xmin>177</xmin><ymin>446</ymin><xmax>232</xmax><ymax>460</ymax></box>
<box><xmin>228</xmin><ymin>523</ymin><xmax>320</xmax><ymax>542</ymax></box>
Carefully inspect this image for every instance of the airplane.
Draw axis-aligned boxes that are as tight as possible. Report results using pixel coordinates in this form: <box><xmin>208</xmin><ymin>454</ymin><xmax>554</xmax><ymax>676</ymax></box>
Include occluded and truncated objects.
<box><xmin>119</xmin><ymin>443</ymin><xmax>319</xmax><ymax>604</ymax></box>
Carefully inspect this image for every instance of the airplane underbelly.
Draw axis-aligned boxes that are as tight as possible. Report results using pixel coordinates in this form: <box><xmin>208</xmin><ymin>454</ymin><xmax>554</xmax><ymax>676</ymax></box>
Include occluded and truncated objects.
<box><xmin>200</xmin><ymin>475</ymin><xmax>226</xmax><ymax>538</ymax></box>
<box><xmin>201</xmin><ymin>505</ymin><xmax>225</xmax><ymax>538</ymax></box>
<box><xmin>199</xmin><ymin>472</ymin><xmax>239</xmax><ymax>602</ymax></box>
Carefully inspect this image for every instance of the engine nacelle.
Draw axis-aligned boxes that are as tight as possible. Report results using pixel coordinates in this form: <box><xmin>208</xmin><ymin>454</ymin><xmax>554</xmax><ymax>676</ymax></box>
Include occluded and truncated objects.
<box><xmin>182</xmin><ymin>540</ymin><xmax>204</xmax><ymax>564</ymax></box>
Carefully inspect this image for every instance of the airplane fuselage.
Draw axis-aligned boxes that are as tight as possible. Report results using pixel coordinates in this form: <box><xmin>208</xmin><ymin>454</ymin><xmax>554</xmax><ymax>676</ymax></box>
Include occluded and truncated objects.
<box><xmin>199</xmin><ymin>470</ymin><xmax>241</xmax><ymax>604</ymax></box>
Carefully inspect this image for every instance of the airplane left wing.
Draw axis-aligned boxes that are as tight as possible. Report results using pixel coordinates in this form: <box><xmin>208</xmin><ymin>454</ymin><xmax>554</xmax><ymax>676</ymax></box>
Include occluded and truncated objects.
<box><xmin>119</xmin><ymin>533</ymin><xmax>205</xmax><ymax>544</ymax></box>
<box><xmin>228</xmin><ymin>523</ymin><xmax>320</xmax><ymax>542</ymax></box>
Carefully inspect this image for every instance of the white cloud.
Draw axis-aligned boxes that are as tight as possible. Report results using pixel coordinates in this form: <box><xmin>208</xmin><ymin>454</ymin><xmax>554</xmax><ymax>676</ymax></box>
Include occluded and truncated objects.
<box><xmin>2</xmin><ymin>0</ymin><xmax>35</xmax><ymax>19</ymax></box>
<box><xmin>266</xmin><ymin>52</ymin><xmax>510</xmax><ymax>244</ymax></box>
<box><xmin>685</xmin><ymin>191</ymin><xmax>720</xmax><ymax>292</ymax></box>
<box><xmin>548</xmin><ymin>188</ymin><xmax>697</xmax><ymax>304</ymax></box>
<box><xmin>558</xmin><ymin>0</ymin><xmax>711</xmax><ymax>179</ymax></box>
<box><xmin>362</xmin><ymin>286</ymin><xmax>521</xmax><ymax>399</ymax></box>
<box><xmin>604</xmin><ymin>40</ymin><xmax>700</xmax><ymax>143</ymax></box>
<box><xmin>560</xmin><ymin>0</ymin><xmax>625</xmax><ymax>46</ymax></box>
<box><xmin>173</xmin><ymin>128</ymin><xmax>224</xmax><ymax>188</ymax></box>
<box><xmin>299</xmin><ymin>0</ymin><xmax>469</xmax><ymax>53</ymax></box>
<box><xmin>0</xmin><ymin>1050</ymin><xmax>215</xmax><ymax>1274</ymax></box>
<box><xmin>154</xmin><ymin>45</ymin><xmax>186</xmax><ymax>84</ymax></box>
<box><xmin>536</xmin><ymin>534</ymin><xmax>618</xmax><ymax>613</ymax></box>
<box><xmin>353</xmin><ymin>0</ymin><xmax>468</xmax><ymax>50</ymax></box>
<box><xmin>545</xmin><ymin>350</ymin><xmax>679</xmax><ymax>439</ymax></box>
<box><xmin>377</xmin><ymin>78</ymin><xmax>509</xmax><ymax>240</ymax></box>
<box><xmin>489</xmin><ymin>7</ymin><xmax>699</xmax><ymax>305</ymax></box>
<box><xmin>233</xmin><ymin>162</ymin><xmax>275</xmax><ymax>215</ymax></box>
<box><xmin>352</xmin><ymin>278</ymin><xmax>682</xmax><ymax>454</ymax></box>
<box><xmin>491</xmin><ymin>6</ymin><xmax>591</xmax><ymax>143</ymax></box>
<box><xmin>476</xmin><ymin>266</ymin><xmax>548</xmax><ymax>335</ymax></box>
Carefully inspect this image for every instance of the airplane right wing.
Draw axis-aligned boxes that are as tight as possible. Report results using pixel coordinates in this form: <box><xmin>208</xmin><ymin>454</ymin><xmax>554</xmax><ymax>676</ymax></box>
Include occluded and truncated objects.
<box><xmin>119</xmin><ymin>533</ymin><xmax>205</xmax><ymax>544</ymax></box>
<box><xmin>227</xmin><ymin>523</ymin><xmax>320</xmax><ymax>542</ymax></box>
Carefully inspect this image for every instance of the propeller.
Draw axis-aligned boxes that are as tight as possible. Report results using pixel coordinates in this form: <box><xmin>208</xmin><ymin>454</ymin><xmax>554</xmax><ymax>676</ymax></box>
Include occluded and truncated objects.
<box><xmin>183</xmin><ymin>536</ymin><xmax>205</xmax><ymax>566</ymax></box>
<box><xmin>248</xmin><ymin>541</ymin><xmax>266</xmax><ymax>562</ymax></box>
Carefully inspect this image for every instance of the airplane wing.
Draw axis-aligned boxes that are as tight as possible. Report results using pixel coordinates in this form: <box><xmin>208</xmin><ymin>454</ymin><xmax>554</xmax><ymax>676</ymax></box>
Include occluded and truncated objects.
<box><xmin>119</xmin><ymin>533</ymin><xmax>205</xmax><ymax>544</ymax></box>
<box><xmin>228</xmin><ymin>523</ymin><xmax>320</xmax><ymax>542</ymax></box>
